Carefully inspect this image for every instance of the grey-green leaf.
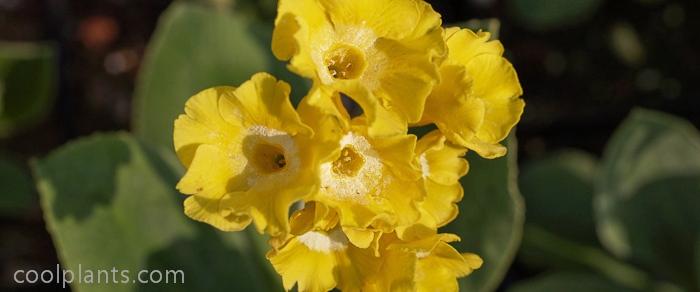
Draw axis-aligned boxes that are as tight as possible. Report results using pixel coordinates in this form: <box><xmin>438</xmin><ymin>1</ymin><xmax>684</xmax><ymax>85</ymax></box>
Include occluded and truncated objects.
<box><xmin>0</xmin><ymin>157</ymin><xmax>35</xmax><ymax>216</ymax></box>
<box><xmin>595</xmin><ymin>108</ymin><xmax>700</xmax><ymax>291</ymax></box>
<box><xmin>517</xmin><ymin>151</ymin><xmax>608</xmax><ymax>272</ymax></box>
<box><xmin>0</xmin><ymin>42</ymin><xmax>56</xmax><ymax>137</ymax></box>
<box><xmin>33</xmin><ymin>133</ymin><xmax>280</xmax><ymax>292</ymax></box>
<box><xmin>507</xmin><ymin>272</ymin><xmax>638</xmax><ymax>292</ymax></box>
<box><xmin>443</xmin><ymin>136</ymin><xmax>524</xmax><ymax>292</ymax></box>
<box><xmin>520</xmin><ymin>150</ymin><xmax>599</xmax><ymax>245</ymax></box>
<box><xmin>132</xmin><ymin>2</ymin><xmax>306</xmax><ymax>154</ymax></box>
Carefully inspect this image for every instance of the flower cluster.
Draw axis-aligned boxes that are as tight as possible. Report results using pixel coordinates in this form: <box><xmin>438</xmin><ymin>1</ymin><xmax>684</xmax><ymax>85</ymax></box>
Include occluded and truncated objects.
<box><xmin>173</xmin><ymin>0</ymin><xmax>523</xmax><ymax>291</ymax></box>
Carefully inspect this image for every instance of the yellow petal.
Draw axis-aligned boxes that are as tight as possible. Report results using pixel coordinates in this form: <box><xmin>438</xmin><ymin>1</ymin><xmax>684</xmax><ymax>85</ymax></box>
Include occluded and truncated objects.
<box><xmin>464</xmin><ymin>54</ymin><xmax>524</xmax><ymax>144</ymax></box>
<box><xmin>297</xmin><ymin>86</ymin><xmax>349</xmax><ymax>162</ymax></box>
<box><xmin>399</xmin><ymin>180</ymin><xmax>464</xmax><ymax>238</ymax></box>
<box><xmin>219</xmin><ymin>72</ymin><xmax>312</xmax><ymax>137</ymax></box>
<box><xmin>183</xmin><ymin>195</ymin><xmax>251</xmax><ymax>231</ymax></box>
<box><xmin>445</xmin><ymin>27</ymin><xmax>504</xmax><ymax>64</ymax></box>
<box><xmin>462</xmin><ymin>252</ymin><xmax>484</xmax><ymax>271</ymax></box>
<box><xmin>462</xmin><ymin>138</ymin><xmax>508</xmax><ymax>159</ymax></box>
<box><xmin>368</xmin><ymin>131</ymin><xmax>420</xmax><ymax>181</ymax></box>
<box><xmin>338</xmin><ymin>85</ymin><xmax>406</xmax><ymax>137</ymax></box>
<box><xmin>422</xmin><ymin>65</ymin><xmax>486</xmax><ymax>147</ymax></box>
<box><xmin>320</xmin><ymin>0</ymin><xmax>441</xmax><ymax>40</ymax></box>
<box><xmin>425</xmin><ymin>240</ymin><xmax>480</xmax><ymax>278</ymax></box>
<box><xmin>395</xmin><ymin>214</ymin><xmax>437</xmax><ymax>241</ymax></box>
<box><xmin>268</xmin><ymin>237</ymin><xmax>338</xmax><ymax>292</ymax></box>
<box><xmin>173</xmin><ymin>86</ymin><xmax>243</xmax><ymax>167</ymax></box>
<box><xmin>417</xmin><ymin>130</ymin><xmax>469</xmax><ymax>185</ymax></box>
<box><xmin>381</xmin><ymin>177</ymin><xmax>423</xmax><ymax>227</ymax></box>
<box><xmin>273</xmin><ymin>0</ymin><xmax>331</xmax><ymax>78</ymax></box>
<box><xmin>242</xmin><ymin>176</ymin><xmax>316</xmax><ymax>237</ymax></box>
<box><xmin>342</xmin><ymin>226</ymin><xmax>375</xmax><ymax>249</ymax></box>
<box><xmin>384</xmin><ymin>234</ymin><xmax>481</xmax><ymax>291</ymax></box>
<box><xmin>422</xmin><ymin>181</ymin><xmax>463</xmax><ymax>228</ymax></box>
<box><xmin>364</xmin><ymin>233</ymin><xmax>418</xmax><ymax>291</ymax></box>
<box><xmin>415</xmin><ymin>265</ymin><xmax>458</xmax><ymax>292</ymax></box>
<box><xmin>339</xmin><ymin>244</ymin><xmax>382</xmax><ymax>291</ymax></box>
<box><xmin>370</xmin><ymin>37</ymin><xmax>441</xmax><ymax>124</ymax></box>
<box><xmin>389</xmin><ymin>233</ymin><xmax>460</xmax><ymax>253</ymax></box>
<box><xmin>290</xmin><ymin>201</ymin><xmax>339</xmax><ymax>235</ymax></box>
<box><xmin>414</xmin><ymin>240</ymin><xmax>482</xmax><ymax>291</ymax></box>
<box><xmin>325</xmin><ymin>198</ymin><xmax>393</xmax><ymax>232</ymax></box>
<box><xmin>176</xmin><ymin>144</ymin><xmax>246</xmax><ymax>198</ymax></box>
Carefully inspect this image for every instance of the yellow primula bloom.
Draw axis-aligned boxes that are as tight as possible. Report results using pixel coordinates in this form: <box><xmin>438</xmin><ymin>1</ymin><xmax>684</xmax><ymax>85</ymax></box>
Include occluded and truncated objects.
<box><xmin>398</xmin><ymin>130</ymin><xmax>468</xmax><ymax>240</ymax></box>
<box><xmin>366</xmin><ymin>233</ymin><xmax>482</xmax><ymax>292</ymax></box>
<box><xmin>299</xmin><ymin>93</ymin><xmax>425</xmax><ymax>238</ymax></box>
<box><xmin>320</xmin><ymin>125</ymin><xmax>424</xmax><ymax>234</ymax></box>
<box><xmin>421</xmin><ymin>27</ymin><xmax>524</xmax><ymax>158</ymax></box>
<box><xmin>173</xmin><ymin>72</ymin><xmax>317</xmax><ymax>237</ymax></box>
<box><xmin>273</xmin><ymin>0</ymin><xmax>446</xmax><ymax>136</ymax></box>
<box><xmin>268</xmin><ymin>203</ymin><xmax>380</xmax><ymax>292</ymax></box>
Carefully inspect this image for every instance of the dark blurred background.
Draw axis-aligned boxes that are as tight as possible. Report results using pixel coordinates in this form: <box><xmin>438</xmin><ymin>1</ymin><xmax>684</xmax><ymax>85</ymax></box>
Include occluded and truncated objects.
<box><xmin>1</xmin><ymin>0</ymin><xmax>699</xmax><ymax>291</ymax></box>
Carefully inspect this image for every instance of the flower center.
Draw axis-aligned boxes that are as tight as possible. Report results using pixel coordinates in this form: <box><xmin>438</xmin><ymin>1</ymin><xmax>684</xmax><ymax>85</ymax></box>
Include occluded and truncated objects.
<box><xmin>324</xmin><ymin>44</ymin><xmax>366</xmax><ymax>80</ymax></box>
<box><xmin>251</xmin><ymin>142</ymin><xmax>287</xmax><ymax>174</ymax></box>
<box><xmin>244</xmin><ymin>126</ymin><xmax>299</xmax><ymax>180</ymax></box>
<box><xmin>332</xmin><ymin>146</ymin><xmax>364</xmax><ymax>177</ymax></box>
<box><xmin>320</xmin><ymin>132</ymin><xmax>383</xmax><ymax>202</ymax></box>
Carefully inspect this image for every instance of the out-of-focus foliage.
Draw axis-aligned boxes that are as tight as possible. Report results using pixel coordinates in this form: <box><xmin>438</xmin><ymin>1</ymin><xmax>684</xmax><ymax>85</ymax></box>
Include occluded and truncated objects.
<box><xmin>520</xmin><ymin>151</ymin><xmax>598</xmax><ymax>245</ymax></box>
<box><xmin>515</xmin><ymin>109</ymin><xmax>700</xmax><ymax>292</ymax></box>
<box><xmin>509</xmin><ymin>272</ymin><xmax>636</xmax><ymax>292</ymax></box>
<box><xmin>132</xmin><ymin>1</ymin><xmax>305</xmax><ymax>155</ymax></box>
<box><xmin>0</xmin><ymin>157</ymin><xmax>35</xmax><ymax>217</ymax></box>
<box><xmin>0</xmin><ymin>42</ymin><xmax>56</xmax><ymax>137</ymax></box>
<box><xmin>33</xmin><ymin>132</ymin><xmax>280</xmax><ymax>292</ymax></box>
<box><xmin>444</xmin><ymin>136</ymin><xmax>524</xmax><ymax>292</ymax></box>
<box><xmin>596</xmin><ymin>109</ymin><xmax>700</xmax><ymax>291</ymax></box>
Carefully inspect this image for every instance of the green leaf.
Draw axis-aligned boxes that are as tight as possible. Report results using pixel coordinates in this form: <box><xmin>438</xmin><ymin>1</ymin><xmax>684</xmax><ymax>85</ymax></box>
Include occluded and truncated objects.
<box><xmin>517</xmin><ymin>152</ymin><xmax>644</xmax><ymax>287</ymax></box>
<box><xmin>443</xmin><ymin>136</ymin><xmax>524</xmax><ymax>292</ymax></box>
<box><xmin>132</xmin><ymin>2</ymin><xmax>306</xmax><ymax>154</ymax></box>
<box><xmin>520</xmin><ymin>151</ymin><xmax>599</xmax><ymax>245</ymax></box>
<box><xmin>0</xmin><ymin>157</ymin><xmax>35</xmax><ymax>216</ymax></box>
<box><xmin>595</xmin><ymin>109</ymin><xmax>700</xmax><ymax>291</ymax></box>
<box><xmin>516</xmin><ymin>151</ymin><xmax>644</xmax><ymax>278</ymax></box>
<box><xmin>0</xmin><ymin>42</ymin><xmax>56</xmax><ymax>137</ymax></box>
<box><xmin>520</xmin><ymin>225</ymin><xmax>650</xmax><ymax>290</ymax></box>
<box><xmin>33</xmin><ymin>133</ymin><xmax>280</xmax><ymax>291</ymax></box>
<box><xmin>507</xmin><ymin>272</ymin><xmax>638</xmax><ymax>292</ymax></box>
<box><xmin>508</xmin><ymin>0</ymin><xmax>603</xmax><ymax>31</ymax></box>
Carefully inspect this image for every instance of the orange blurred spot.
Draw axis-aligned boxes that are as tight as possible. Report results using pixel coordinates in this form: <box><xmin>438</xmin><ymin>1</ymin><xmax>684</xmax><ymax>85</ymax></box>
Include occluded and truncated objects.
<box><xmin>78</xmin><ymin>15</ymin><xmax>119</xmax><ymax>51</ymax></box>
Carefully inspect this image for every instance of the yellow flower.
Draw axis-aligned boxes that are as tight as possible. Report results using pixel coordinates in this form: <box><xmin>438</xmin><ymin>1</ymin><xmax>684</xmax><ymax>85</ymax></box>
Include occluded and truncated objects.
<box><xmin>398</xmin><ymin>130</ymin><xmax>468</xmax><ymax>240</ymax></box>
<box><xmin>268</xmin><ymin>203</ymin><xmax>380</xmax><ymax>292</ymax></box>
<box><xmin>272</xmin><ymin>0</ymin><xmax>446</xmax><ymax>136</ymax></box>
<box><xmin>420</xmin><ymin>27</ymin><xmax>524</xmax><ymax>158</ymax></box>
<box><xmin>366</xmin><ymin>233</ymin><xmax>483</xmax><ymax>292</ymax></box>
<box><xmin>173</xmin><ymin>72</ymin><xmax>316</xmax><ymax>237</ymax></box>
<box><xmin>298</xmin><ymin>92</ymin><xmax>425</xmax><ymax>240</ymax></box>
